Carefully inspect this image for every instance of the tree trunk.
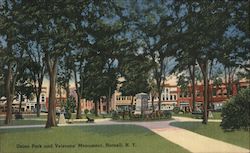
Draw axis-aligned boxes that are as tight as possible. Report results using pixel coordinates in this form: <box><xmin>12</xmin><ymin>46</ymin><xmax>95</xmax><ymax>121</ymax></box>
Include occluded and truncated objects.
<box><xmin>198</xmin><ymin>59</ymin><xmax>208</xmax><ymax>124</ymax></box>
<box><xmin>189</xmin><ymin>63</ymin><xmax>196</xmax><ymax>111</ymax></box>
<box><xmin>201</xmin><ymin>61</ymin><xmax>208</xmax><ymax>124</ymax></box>
<box><xmin>36</xmin><ymin>92</ymin><xmax>40</xmax><ymax>117</ymax></box>
<box><xmin>207</xmin><ymin>61</ymin><xmax>213</xmax><ymax>111</ymax></box>
<box><xmin>224</xmin><ymin>67</ymin><xmax>229</xmax><ymax>98</ymax></box>
<box><xmin>99</xmin><ymin>99</ymin><xmax>101</xmax><ymax>114</ymax></box>
<box><xmin>94</xmin><ymin>99</ymin><xmax>98</xmax><ymax>117</ymax></box>
<box><xmin>66</xmin><ymin>81</ymin><xmax>70</xmax><ymax>99</ymax></box>
<box><xmin>18</xmin><ymin>94</ymin><xmax>23</xmax><ymax>112</ymax></box>
<box><xmin>45</xmin><ymin>59</ymin><xmax>58</xmax><ymax>128</ymax></box>
<box><xmin>5</xmin><ymin>63</ymin><xmax>14</xmax><ymax>125</ymax></box>
<box><xmin>36</xmin><ymin>75</ymin><xmax>43</xmax><ymax>117</ymax></box>
<box><xmin>76</xmin><ymin>95</ymin><xmax>81</xmax><ymax>119</ymax></box>
<box><xmin>74</xmin><ymin>67</ymin><xmax>82</xmax><ymax>119</ymax></box>
<box><xmin>158</xmin><ymin>89</ymin><xmax>162</xmax><ymax>111</ymax></box>
<box><xmin>129</xmin><ymin>96</ymin><xmax>134</xmax><ymax>117</ymax></box>
<box><xmin>75</xmin><ymin>85</ymin><xmax>81</xmax><ymax>119</ymax></box>
<box><xmin>151</xmin><ymin>95</ymin><xmax>155</xmax><ymax>112</ymax></box>
<box><xmin>107</xmin><ymin>86</ymin><xmax>111</xmax><ymax>114</ymax></box>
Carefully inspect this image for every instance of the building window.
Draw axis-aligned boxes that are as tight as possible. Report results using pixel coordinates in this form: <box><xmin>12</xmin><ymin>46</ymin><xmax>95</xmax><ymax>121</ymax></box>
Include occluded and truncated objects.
<box><xmin>170</xmin><ymin>95</ymin><xmax>173</xmax><ymax>100</ymax></box>
<box><xmin>174</xmin><ymin>95</ymin><xmax>176</xmax><ymax>100</ymax></box>
<box><xmin>212</xmin><ymin>88</ymin><xmax>217</xmax><ymax>96</ymax></box>
<box><xmin>42</xmin><ymin>96</ymin><xmax>45</xmax><ymax>102</ymax></box>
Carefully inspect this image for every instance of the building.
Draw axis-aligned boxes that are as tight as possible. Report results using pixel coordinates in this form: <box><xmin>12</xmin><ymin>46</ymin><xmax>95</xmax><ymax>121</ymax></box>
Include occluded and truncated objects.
<box><xmin>0</xmin><ymin>87</ymin><xmax>48</xmax><ymax>113</ymax></box>
<box><xmin>149</xmin><ymin>76</ymin><xmax>178</xmax><ymax>111</ymax></box>
<box><xmin>111</xmin><ymin>76</ymin><xmax>179</xmax><ymax>112</ymax></box>
<box><xmin>177</xmin><ymin>80</ymin><xmax>249</xmax><ymax>111</ymax></box>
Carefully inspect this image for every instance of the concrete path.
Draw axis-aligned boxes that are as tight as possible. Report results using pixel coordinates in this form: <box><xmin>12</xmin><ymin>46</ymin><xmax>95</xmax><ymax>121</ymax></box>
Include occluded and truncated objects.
<box><xmin>173</xmin><ymin>116</ymin><xmax>222</xmax><ymax>122</ymax></box>
<box><xmin>142</xmin><ymin>120</ymin><xmax>249</xmax><ymax>153</ymax></box>
<box><xmin>0</xmin><ymin>117</ymin><xmax>249</xmax><ymax>153</ymax></box>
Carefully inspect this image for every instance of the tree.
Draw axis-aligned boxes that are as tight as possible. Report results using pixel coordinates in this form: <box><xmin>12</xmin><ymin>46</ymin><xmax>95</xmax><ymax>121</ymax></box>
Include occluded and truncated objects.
<box><xmin>79</xmin><ymin>1</ymin><xmax>126</xmax><ymax>116</ymax></box>
<box><xmin>20</xmin><ymin>0</ymin><xmax>86</xmax><ymax>128</ymax></box>
<box><xmin>173</xmin><ymin>51</ymin><xmax>197</xmax><ymax>111</ymax></box>
<box><xmin>179</xmin><ymin>1</ymin><xmax>231</xmax><ymax>124</ymax></box>
<box><xmin>82</xmin><ymin>52</ymin><xmax>106</xmax><ymax>116</ymax></box>
<box><xmin>57</xmin><ymin>53</ymin><xmax>73</xmax><ymax>100</ymax></box>
<box><xmin>148</xmin><ymin>77</ymin><xmax>157</xmax><ymax>112</ymax></box>
<box><xmin>0</xmin><ymin>0</ymin><xmax>28</xmax><ymax>124</ymax></box>
<box><xmin>26</xmin><ymin>41</ymin><xmax>46</xmax><ymax>117</ymax></box>
<box><xmin>177</xmin><ymin>74</ymin><xmax>190</xmax><ymax>98</ymax></box>
<box><xmin>129</xmin><ymin>0</ymin><xmax>181</xmax><ymax>112</ymax></box>
<box><xmin>119</xmin><ymin>53</ymin><xmax>151</xmax><ymax>115</ymax></box>
<box><xmin>15</xmin><ymin>60</ymin><xmax>34</xmax><ymax>113</ymax></box>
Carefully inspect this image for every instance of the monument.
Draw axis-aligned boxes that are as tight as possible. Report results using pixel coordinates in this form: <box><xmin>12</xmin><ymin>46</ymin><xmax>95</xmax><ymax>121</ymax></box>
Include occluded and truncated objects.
<box><xmin>134</xmin><ymin>93</ymin><xmax>149</xmax><ymax>115</ymax></box>
<box><xmin>58</xmin><ymin>113</ymin><xmax>66</xmax><ymax>124</ymax></box>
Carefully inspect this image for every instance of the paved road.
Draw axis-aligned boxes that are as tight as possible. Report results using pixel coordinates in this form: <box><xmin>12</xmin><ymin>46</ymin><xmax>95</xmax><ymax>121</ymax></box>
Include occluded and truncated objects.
<box><xmin>0</xmin><ymin>117</ymin><xmax>249</xmax><ymax>153</ymax></box>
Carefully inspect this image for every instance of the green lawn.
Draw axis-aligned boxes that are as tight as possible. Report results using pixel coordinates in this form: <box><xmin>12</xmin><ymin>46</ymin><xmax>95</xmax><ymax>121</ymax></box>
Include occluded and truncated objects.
<box><xmin>0</xmin><ymin>120</ymin><xmax>46</xmax><ymax>126</ymax></box>
<box><xmin>170</xmin><ymin>122</ymin><xmax>250</xmax><ymax>149</ymax></box>
<box><xmin>0</xmin><ymin>125</ymin><xmax>190</xmax><ymax>153</ymax></box>
<box><xmin>172</xmin><ymin>112</ymin><xmax>222</xmax><ymax>119</ymax></box>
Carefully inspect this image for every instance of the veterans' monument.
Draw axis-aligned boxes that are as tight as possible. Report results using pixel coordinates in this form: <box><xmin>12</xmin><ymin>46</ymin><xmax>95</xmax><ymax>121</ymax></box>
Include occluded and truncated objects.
<box><xmin>134</xmin><ymin>93</ymin><xmax>149</xmax><ymax>115</ymax></box>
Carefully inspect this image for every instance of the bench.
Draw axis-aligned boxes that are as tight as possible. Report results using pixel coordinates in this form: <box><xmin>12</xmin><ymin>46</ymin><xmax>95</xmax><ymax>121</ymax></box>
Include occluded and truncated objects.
<box><xmin>86</xmin><ymin>116</ymin><xmax>94</xmax><ymax>123</ymax></box>
<box><xmin>15</xmin><ymin>112</ymin><xmax>24</xmax><ymax>120</ymax></box>
<box><xmin>191</xmin><ymin>111</ymin><xmax>203</xmax><ymax>119</ymax></box>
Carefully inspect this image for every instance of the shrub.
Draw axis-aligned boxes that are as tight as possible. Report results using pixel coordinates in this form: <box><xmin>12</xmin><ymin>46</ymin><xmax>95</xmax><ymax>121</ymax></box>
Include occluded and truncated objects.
<box><xmin>65</xmin><ymin>110</ymin><xmax>72</xmax><ymax>119</ymax></box>
<box><xmin>64</xmin><ymin>96</ymin><xmax>76</xmax><ymax>119</ymax></box>
<box><xmin>84</xmin><ymin>109</ymin><xmax>89</xmax><ymax>115</ymax></box>
<box><xmin>111</xmin><ymin>110</ymin><xmax>119</xmax><ymax>120</ymax></box>
<box><xmin>173</xmin><ymin>107</ymin><xmax>180</xmax><ymax>114</ymax></box>
<box><xmin>163</xmin><ymin>110</ymin><xmax>172</xmax><ymax>119</ymax></box>
<box><xmin>221</xmin><ymin>87</ymin><xmax>250</xmax><ymax>130</ymax></box>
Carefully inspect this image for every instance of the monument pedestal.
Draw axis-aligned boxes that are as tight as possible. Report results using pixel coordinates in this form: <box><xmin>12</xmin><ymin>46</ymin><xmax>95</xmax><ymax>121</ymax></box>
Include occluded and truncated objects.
<box><xmin>58</xmin><ymin>113</ymin><xmax>66</xmax><ymax>124</ymax></box>
<box><xmin>208</xmin><ymin>111</ymin><xmax>214</xmax><ymax>118</ymax></box>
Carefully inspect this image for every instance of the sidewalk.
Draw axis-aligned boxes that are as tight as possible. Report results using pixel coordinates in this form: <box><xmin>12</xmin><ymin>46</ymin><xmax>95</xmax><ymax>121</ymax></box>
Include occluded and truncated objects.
<box><xmin>172</xmin><ymin>116</ymin><xmax>222</xmax><ymax>122</ymax></box>
<box><xmin>153</xmin><ymin>127</ymin><xmax>249</xmax><ymax>153</ymax></box>
<box><xmin>146</xmin><ymin>122</ymin><xmax>249</xmax><ymax>153</ymax></box>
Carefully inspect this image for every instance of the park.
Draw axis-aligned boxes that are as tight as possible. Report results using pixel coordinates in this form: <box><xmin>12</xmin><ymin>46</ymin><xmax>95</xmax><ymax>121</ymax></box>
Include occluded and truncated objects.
<box><xmin>0</xmin><ymin>0</ymin><xmax>249</xmax><ymax>153</ymax></box>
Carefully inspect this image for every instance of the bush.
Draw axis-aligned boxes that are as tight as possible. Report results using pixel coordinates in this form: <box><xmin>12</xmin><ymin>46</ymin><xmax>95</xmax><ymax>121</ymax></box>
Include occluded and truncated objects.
<box><xmin>173</xmin><ymin>107</ymin><xmax>180</xmax><ymax>114</ymax></box>
<box><xmin>84</xmin><ymin>109</ymin><xmax>89</xmax><ymax>115</ymax></box>
<box><xmin>163</xmin><ymin>110</ymin><xmax>172</xmax><ymax>119</ymax></box>
<box><xmin>221</xmin><ymin>87</ymin><xmax>250</xmax><ymax>130</ymax></box>
<box><xmin>111</xmin><ymin>110</ymin><xmax>119</xmax><ymax>120</ymax></box>
<box><xmin>65</xmin><ymin>110</ymin><xmax>72</xmax><ymax>119</ymax></box>
<box><xmin>64</xmin><ymin>97</ymin><xmax>75</xmax><ymax>120</ymax></box>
